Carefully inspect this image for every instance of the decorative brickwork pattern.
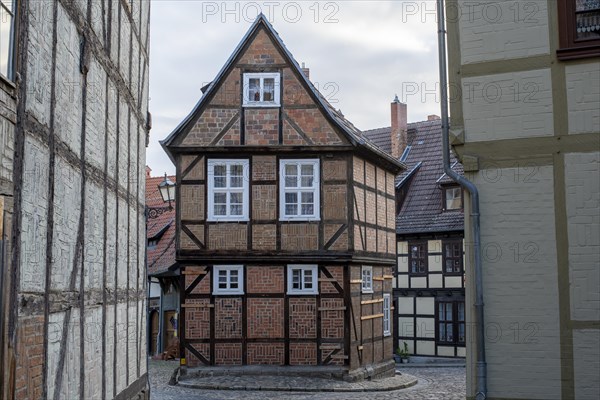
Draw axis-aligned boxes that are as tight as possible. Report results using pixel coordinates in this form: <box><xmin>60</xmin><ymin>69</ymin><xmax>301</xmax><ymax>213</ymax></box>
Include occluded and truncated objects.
<box><xmin>324</xmin><ymin>224</ymin><xmax>348</xmax><ymax>251</ymax></box>
<box><xmin>252</xmin><ymin>224</ymin><xmax>276</xmax><ymax>250</ymax></box>
<box><xmin>245</xmin><ymin>109</ymin><xmax>279</xmax><ymax>145</ymax></box>
<box><xmin>282</xmin><ymin>67</ymin><xmax>312</xmax><ymax>105</ymax></box>
<box><xmin>237</xmin><ymin>29</ymin><xmax>285</xmax><ymax>65</ymax></box>
<box><xmin>366</xmin><ymin>191</ymin><xmax>376</xmax><ymax>225</ymax></box>
<box><xmin>320</xmin><ymin>266</ymin><xmax>344</xmax><ymax>294</ymax></box>
<box><xmin>320</xmin><ymin>298</ymin><xmax>345</xmax><ymax>338</ymax></box>
<box><xmin>323</xmin><ymin>184</ymin><xmax>347</xmax><ymax>220</ymax></box>
<box><xmin>14</xmin><ymin>316</ymin><xmax>44</xmax><ymax>400</ymax></box>
<box><xmin>208</xmin><ymin>224</ymin><xmax>247</xmax><ymax>250</ymax></box>
<box><xmin>247</xmin><ymin>298</ymin><xmax>284</xmax><ymax>338</ymax></box>
<box><xmin>186</xmin><ymin>343</ymin><xmax>210</xmax><ymax>368</ymax></box>
<box><xmin>215</xmin><ymin>298</ymin><xmax>243</xmax><ymax>339</ymax></box>
<box><xmin>366</xmin><ymin>227</ymin><xmax>377</xmax><ymax>252</ymax></box>
<box><xmin>181</xmin><ymin>156</ymin><xmax>205</xmax><ymax>181</ymax></box>
<box><xmin>285</xmin><ymin>108</ymin><xmax>343</xmax><ymax>145</ymax></box>
<box><xmin>212</xmin><ymin>67</ymin><xmax>242</xmax><ymax>106</ymax></box>
<box><xmin>353</xmin><ymin>157</ymin><xmax>364</xmax><ymax>183</ymax></box>
<box><xmin>354</xmin><ymin>187</ymin><xmax>364</xmax><ymax>221</ymax></box>
<box><xmin>246</xmin><ymin>266</ymin><xmax>284</xmax><ymax>293</ymax></box>
<box><xmin>180</xmin><ymin>224</ymin><xmax>205</xmax><ymax>250</ymax></box>
<box><xmin>281</xmin><ymin>223</ymin><xmax>318</xmax><ymax>251</ymax></box>
<box><xmin>252</xmin><ymin>185</ymin><xmax>276</xmax><ymax>220</ymax></box>
<box><xmin>216</xmin><ymin>119</ymin><xmax>241</xmax><ymax>146</ymax></box>
<box><xmin>185</xmin><ymin>299</ymin><xmax>211</xmax><ymax>339</ymax></box>
<box><xmin>289</xmin><ymin>298</ymin><xmax>317</xmax><ymax>338</ymax></box>
<box><xmin>185</xmin><ymin>269</ymin><xmax>210</xmax><ymax>295</ymax></box>
<box><xmin>290</xmin><ymin>343</ymin><xmax>317</xmax><ymax>365</ymax></box>
<box><xmin>282</xmin><ymin>119</ymin><xmax>310</xmax><ymax>145</ymax></box>
<box><xmin>252</xmin><ymin>156</ymin><xmax>276</xmax><ymax>181</ymax></box>
<box><xmin>183</xmin><ymin>108</ymin><xmax>238</xmax><ymax>146</ymax></box>
<box><xmin>180</xmin><ymin>185</ymin><xmax>204</xmax><ymax>220</ymax></box>
<box><xmin>215</xmin><ymin>343</ymin><xmax>243</xmax><ymax>365</ymax></box>
<box><xmin>247</xmin><ymin>343</ymin><xmax>285</xmax><ymax>365</ymax></box>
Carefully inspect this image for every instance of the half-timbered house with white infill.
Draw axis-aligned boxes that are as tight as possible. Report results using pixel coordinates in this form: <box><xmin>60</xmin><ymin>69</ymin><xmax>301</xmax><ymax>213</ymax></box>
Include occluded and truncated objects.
<box><xmin>160</xmin><ymin>15</ymin><xmax>404</xmax><ymax>379</ymax></box>
<box><xmin>364</xmin><ymin>98</ymin><xmax>465</xmax><ymax>359</ymax></box>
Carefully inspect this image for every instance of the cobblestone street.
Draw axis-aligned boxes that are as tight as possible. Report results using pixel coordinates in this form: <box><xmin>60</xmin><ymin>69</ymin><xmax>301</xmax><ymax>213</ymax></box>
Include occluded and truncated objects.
<box><xmin>149</xmin><ymin>360</ymin><xmax>466</xmax><ymax>400</ymax></box>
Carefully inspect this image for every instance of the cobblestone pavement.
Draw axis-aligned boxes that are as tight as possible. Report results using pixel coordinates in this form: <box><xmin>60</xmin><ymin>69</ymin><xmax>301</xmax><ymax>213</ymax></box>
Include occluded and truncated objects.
<box><xmin>149</xmin><ymin>360</ymin><xmax>466</xmax><ymax>400</ymax></box>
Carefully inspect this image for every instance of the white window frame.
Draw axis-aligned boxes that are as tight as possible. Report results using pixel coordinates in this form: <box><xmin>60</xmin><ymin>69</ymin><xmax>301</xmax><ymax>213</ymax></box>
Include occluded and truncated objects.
<box><xmin>213</xmin><ymin>265</ymin><xmax>244</xmax><ymax>295</ymax></box>
<box><xmin>361</xmin><ymin>266</ymin><xmax>373</xmax><ymax>293</ymax></box>
<box><xmin>0</xmin><ymin>0</ymin><xmax>16</xmax><ymax>80</ymax></box>
<box><xmin>445</xmin><ymin>187</ymin><xmax>462</xmax><ymax>210</ymax></box>
<box><xmin>287</xmin><ymin>265</ymin><xmax>318</xmax><ymax>295</ymax></box>
<box><xmin>279</xmin><ymin>159</ymin><xmax>320</xmax><ymax>221</ymax></box>
<box><xmin>243</xmin><ymin>72</ymin><xmax>281</xmax><ymax>107</ymax></box>
<box><xmin>207</xmin><ymin>159</ymin><xmax>249</xmax><ymax>222</ymax></box>
<box><xmin>383</xmin><ymin>293</ymin><xmax>391</xmax><ymax>336</ymax></box>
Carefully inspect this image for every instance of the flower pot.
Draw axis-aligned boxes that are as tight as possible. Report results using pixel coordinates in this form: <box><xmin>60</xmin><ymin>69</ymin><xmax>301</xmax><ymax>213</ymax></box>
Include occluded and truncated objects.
<box><xmin>401</xmin><ymin>358</ymin><xmax>409</xmax><ymax>364</ymax></box>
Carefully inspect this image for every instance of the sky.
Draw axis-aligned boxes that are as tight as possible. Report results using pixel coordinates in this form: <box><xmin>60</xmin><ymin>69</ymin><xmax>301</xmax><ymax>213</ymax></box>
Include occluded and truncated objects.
<box><xmin>147</xmin><ymin>1</ymin><xmax>441</xmax><ymax>175</ymax></box>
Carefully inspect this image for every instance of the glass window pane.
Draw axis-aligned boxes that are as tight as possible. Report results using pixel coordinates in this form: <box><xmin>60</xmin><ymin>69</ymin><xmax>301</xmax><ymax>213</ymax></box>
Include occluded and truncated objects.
<box><xmin>263</xmin><ymin>78</ymin><xmax>274</xmax><ymax>101</ymax></box>
<box><xmin>285</xmin><ymin>192</ymin><xmax>298</xmax><ymax>205</ymax></box>
<box><xmin>292</xmin><ymin>269</ymin><xmax>301</xmax><ymax>289</ymax></box>
<box><xmin>446</xmin><ymin>259</ymin><xmax>454</xmax><ymax>272</ymax></box>
<box><xmin>230</xmin><ymin>176</ymin><xmax>243</xmax><ymax>188</ymax></box>
<box><xmin>458</xmin><ymin>303</ymin><xmax>465</xmax><ymax>321</ymax></box>
<box><xmin>285</xmin><ymin>204</ymin><xmax>297</xmax><ymax>216</ymax></box>
<box><xmin>285</xmin><ymin>176</ymin><xmax>298</xmax><ymax>188</ymax></box>
<box><xmin>446</xmin><ymin>305</ymin><xmax>453</xmax><ymax>321</ymax></box>
<box><xmin>249</xmin><ymin>78</ymin><xmax>260</xmax><ymax>101</ymax></box>
<box><xmin>439</xmin><ymin>325</ymin><xmax>446</xmax><ymax>341</ymax></box>
<box><xmin>459</xmin><ymin>323</ymin><xmax>465</xmax><ymax>342</ymax></box>
<box><xmin>301</xmin><ymin>176</ymin><xmax>314</xmax><ymax>187</ymax></box>
<box><xmin>230</xmin><ymin>192</ymin><xmax>243</xmax><ymax>204</ymax></box>
<box><xmin>301</xmin><ymin>204</ymin><xmax>313</xmax><ymax>215</ymax></box>
<box><xmin>214</xmin><ymin>165</ymin><xmax>226</xmax><ymax>176</ymax></box>
<box><xmin>301</xmin><ymin>164</ymin><xmax>313</xmax><ymax>175</ymax></box>
<box><xmin>446</xmin><ymin>325</ymin><xmax>453</xmax><ymax>342</ymax></box>
<box><xmin>230</xmin><ymin>205</ymin><xmax>243</xmax><ymax>216</ymax></box>
<box><xmin>214</xmin><ymin>193</ymin><xmax>227</xmax><ymax>204</ymax></box>
<box><xmin>301</xmin><ymin>192</ymin><xmax>313</xmax><ymax>204</ymax></box>
<box><xmin>230</xmin><ymin>164</ymin><xmax>243</xmax><ymax>176</ymax></box>
<box><xmin>214</xmin><ymin>204</ymin><xmax>227</xmax><ymax>216</ymax></box>
<box><xmin>285</xmin><ymin>164</ymin><xmax>297</xmax><ymax>176</ymax></box>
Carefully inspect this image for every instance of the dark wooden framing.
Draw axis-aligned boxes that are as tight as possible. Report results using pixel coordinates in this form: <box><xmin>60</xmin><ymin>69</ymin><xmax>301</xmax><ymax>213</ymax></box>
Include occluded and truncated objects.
<box><xmin>557</xmin><ymin>0</ymin><xmax>600</xmax><ymax>60</ymax></box>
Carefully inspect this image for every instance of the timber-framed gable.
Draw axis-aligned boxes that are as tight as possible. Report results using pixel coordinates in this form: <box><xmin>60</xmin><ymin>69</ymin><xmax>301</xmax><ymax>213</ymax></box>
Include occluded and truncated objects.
<box><xmin>162</xmin><ymin>14</ymin><xmax>403</xmax><ymax>378</ymax></box>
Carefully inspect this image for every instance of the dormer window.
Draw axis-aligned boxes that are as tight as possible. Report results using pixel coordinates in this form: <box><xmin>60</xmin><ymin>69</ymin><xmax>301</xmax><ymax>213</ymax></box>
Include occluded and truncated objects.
<box><xmin>444</xmin><ymin>186</ymin><xmax>462</xmax><ymax>210</ymax></box>
<box><xmin>243</xmin><ymin>73</ymin><xmax>280</xmax><ymax>107</ymax></box>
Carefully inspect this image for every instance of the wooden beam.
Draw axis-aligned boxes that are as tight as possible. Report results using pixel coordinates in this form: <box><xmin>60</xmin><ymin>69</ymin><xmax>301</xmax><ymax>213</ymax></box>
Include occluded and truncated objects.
<box><xmin>318</xmin><ymin>306</ymin><xmax>346</xmax><ymax>311</ymax></box>
<box><xmin>182</xmin><ymin>304</ymin><xmax>214</xmax><ymax>309</ymax></box>
<box><xmin>361</xmin><ymin>313</ymin><xmax>384</xmax><ymax>321</ymax></box>
<box><xmin>361</xmin><ymin>298</ymin><xmax>383</xmax><ymax>305</ymax></box>
<box><xmin>350</xmin><ymin>279</ymin><xmax>363</xmax><ymax>284</ymax></box>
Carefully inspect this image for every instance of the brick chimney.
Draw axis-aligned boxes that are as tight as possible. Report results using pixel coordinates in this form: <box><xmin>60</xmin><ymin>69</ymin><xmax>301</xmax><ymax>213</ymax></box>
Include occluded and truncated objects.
<box><xmin>145</xmin><ymin>165</ymin><xmax>152</xmax><ymax>178</ymax></box>
<box><xmin>391</xmin><ymin>95</ymin><xmax>407</xmax><ymax>159</ymax></box>
<box><xmin>301</xmin><ymin>62</ymin><xmax>310</xmax><ymax>79</ymax></box>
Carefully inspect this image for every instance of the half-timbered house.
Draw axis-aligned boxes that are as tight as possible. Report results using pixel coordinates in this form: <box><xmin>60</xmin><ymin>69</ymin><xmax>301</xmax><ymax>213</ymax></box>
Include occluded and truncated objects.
<box><xmin>161</xmin><ymin>15</ymin><xmax>404</xmax><ymax>379</ymax></box>
<box><xmin>364</xmin><ymin>98</ymin><xmax>465</xmax><ymax>359</ymax></box>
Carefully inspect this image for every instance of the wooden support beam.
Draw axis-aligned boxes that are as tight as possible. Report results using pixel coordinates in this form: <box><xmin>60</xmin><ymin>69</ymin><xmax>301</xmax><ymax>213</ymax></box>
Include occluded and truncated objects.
<box><xmin>360</xmin><ymin>313</ymin><xmax>384</xmax><ymax>321</ymax></box>
<box><xmin>318</xmin><ymin>306</ymin><xmax>346</xmax><ymax>311</ymax></box>
<box><xmin>182</xmin><ymin>303</ymin><xmax>214</xmax><ymax>309</ymax></box>
<box><xmin>361</xmin><ymin>298</ymin><xmax>383</xmax><ymax>305</ymax></box>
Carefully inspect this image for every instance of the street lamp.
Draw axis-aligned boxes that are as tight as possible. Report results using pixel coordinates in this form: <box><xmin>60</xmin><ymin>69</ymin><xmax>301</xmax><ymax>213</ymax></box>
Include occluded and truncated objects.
<box><xmin>147</xmin><ymin>173</ymin><xmax>176</xmax><ymax>220</ymax></box>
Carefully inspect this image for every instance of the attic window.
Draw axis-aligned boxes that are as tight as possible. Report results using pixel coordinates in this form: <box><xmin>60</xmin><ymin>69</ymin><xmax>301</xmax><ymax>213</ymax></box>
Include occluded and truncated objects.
<box><xmin>444</xmin><ymin>186</ymin><xmax>462</xmax><ymax>210</ymax></box>
<box><xmin>243</xmin><ymin>72</ymin><xmax>280</xmax><ymax>107</ymax></box>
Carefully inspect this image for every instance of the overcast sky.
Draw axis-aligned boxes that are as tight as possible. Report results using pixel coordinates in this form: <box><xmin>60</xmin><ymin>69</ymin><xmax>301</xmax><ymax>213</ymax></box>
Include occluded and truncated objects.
<box><xmin>147</xmin><ymin>1</ymin><xmax>441</xmax><ymax>175</ymax></box>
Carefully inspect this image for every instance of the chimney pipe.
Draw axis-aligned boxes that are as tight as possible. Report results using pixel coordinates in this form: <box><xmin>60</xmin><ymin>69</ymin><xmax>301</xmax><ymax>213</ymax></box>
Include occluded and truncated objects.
<box><xmin>391</xmin><ymin>95</ymin><xmax>407</xmax><ymax>159</ymax></box>
<box><xmin>301</xmin><ymin>62</ymin><xmax>310</xmax><ymax>79</ymax></box>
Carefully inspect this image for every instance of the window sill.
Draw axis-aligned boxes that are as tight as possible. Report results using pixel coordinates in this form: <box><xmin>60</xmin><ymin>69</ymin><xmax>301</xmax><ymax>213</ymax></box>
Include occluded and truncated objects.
<box><xmin>213</xmin><ymin>290</ymin><xmax>244</xmax><ymax>296</ymax></box>
<box><xmin>280</xmin><ymin>217</ymin><xmax>320</xmax><ymax>222</ymax></box>
<box><xmin>287</xmin><ymin>290</ymin><xmax>318</xmax><ymax>296</ymax></box>
<box><xmin>361</xmin><ymin>289</ymin><xmax>374</xmax><ymax>294</ymax></box>
<box><xmin>242</xmin><ymin>103</ymin><xmax>281</xmax><ymax>108</ymax></box>
<box><xmin>557</xmin><ymin>44</ymin><xmax>600</xmax><ymax>61</ymax></box>
<box><xmin>207</xmin><ymin>218</ymin><xmax>249</xmax><ymax>223</ymax></box>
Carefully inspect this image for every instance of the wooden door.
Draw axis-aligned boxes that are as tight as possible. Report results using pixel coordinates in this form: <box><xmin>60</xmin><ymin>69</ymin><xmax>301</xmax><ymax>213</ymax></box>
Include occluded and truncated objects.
<box><xmin>164</xmin><ymin>311</ymin><xmax>177</xmax><ymax>349</ymax></box>
<box><xmin>150</xmin><ymin>311</ymin><xmax>159</xmax><ymax>355</ymax></box>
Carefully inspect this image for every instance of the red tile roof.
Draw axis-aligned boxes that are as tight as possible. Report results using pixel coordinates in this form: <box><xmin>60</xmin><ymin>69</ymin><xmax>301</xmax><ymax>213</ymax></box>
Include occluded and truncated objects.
<box><xmin>363</xmin><ymin>120</ymin><xmax>464</xmax><ymax>235</ymax></box>
<box><xmin>146</xmin><ymin>173</ymin><xmax>177</xmax><ymax>276</ymax></box>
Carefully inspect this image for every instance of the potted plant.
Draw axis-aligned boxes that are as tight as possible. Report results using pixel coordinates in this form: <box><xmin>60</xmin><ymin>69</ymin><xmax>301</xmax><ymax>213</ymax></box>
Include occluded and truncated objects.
<box><xmin>396</xmin><ymin>342</ymin><xmax>409</xmax><ymax>363</ymax></box>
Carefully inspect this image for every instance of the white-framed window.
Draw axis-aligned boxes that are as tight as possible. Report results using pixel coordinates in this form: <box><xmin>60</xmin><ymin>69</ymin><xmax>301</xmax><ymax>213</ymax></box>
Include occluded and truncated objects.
<box><xmin>279</xmin><ymin>159</ymin><xmax>320</xmax><ymax>221</ymax></box>
<box><xmin>207</xmin><ymin>159</ymin><xmax>249</xmax><ymax>221</ymax></box>
<box><xmin>383</xmin><ymin>293</ymin><xmax>391</xmax><ymax>336</ymax></box>
<box><xmin>213</xmin><ymin>265</ymin><xmax>244</xmax><ymax>295</ymax></box>
<box><xmin>444</xmin><ymin>187</ymin><xmax>462</xmax><ymax>210</ymax></box>
<box><xmin>287</xmin><ymin>265</ymin><xmax>318</xmax><ymax>295</ymax></box>
<box><xmin>0</xmin><ymin>0</ymin><xmax>16</xmax><ymax>80</ymax></box>
<box><xmin>361</xmin><ymin>266</ymin><xmax>373</xmax><ymax>293</ymax></box>
<box><xmin>243</xmin><ymin>72</ymin><xmax>280</xmax><ymax>107</ymax></box>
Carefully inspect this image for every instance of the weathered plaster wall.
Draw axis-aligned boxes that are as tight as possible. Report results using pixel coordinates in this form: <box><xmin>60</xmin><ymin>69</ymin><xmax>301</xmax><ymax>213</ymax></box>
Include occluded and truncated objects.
<box><xmin>7</xmin><ymin>1</ymin><xmax>151</xmax><ymax>399</ymax></box>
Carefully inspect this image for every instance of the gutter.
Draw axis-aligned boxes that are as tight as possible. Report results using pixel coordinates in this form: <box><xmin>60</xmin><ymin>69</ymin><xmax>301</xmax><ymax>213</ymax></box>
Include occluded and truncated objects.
<box><xmin>436</xmin><ymin>1</ymin><xmax>487</xmax><ymax>399</ymax></box>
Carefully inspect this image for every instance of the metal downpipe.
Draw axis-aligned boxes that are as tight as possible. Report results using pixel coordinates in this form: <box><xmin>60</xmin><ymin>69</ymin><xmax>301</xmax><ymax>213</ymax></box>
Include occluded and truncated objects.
<box><xmin>436</xmin><ymin>1</ymin><xmax>487</xmax><ymax>399</ymax></box>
